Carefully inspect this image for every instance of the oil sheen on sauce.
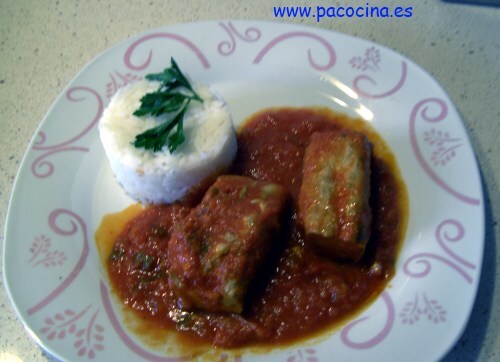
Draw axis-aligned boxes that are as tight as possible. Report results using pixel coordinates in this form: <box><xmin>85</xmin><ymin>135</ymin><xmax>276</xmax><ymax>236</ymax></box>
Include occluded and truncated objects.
<box><xmin>95</xmin><ymin>107</ymin><xmax>409</xmax><ymax>355</ymax></box>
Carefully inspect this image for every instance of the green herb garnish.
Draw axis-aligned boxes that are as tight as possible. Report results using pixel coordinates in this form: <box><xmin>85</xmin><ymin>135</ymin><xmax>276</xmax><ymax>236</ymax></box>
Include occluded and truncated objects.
<box><xmin>132</xmin><ymin>58</ymin><xmax>203</xmax><ymax>153</ymax></box>
<box><xmin>109</xmin><ymin>246</ymin><xmax>125</xmax><ymax>262</ymax></box>
<box><xmin>132</xmin><ymin>252</ymin><xmax>155</xmax><ymax>271</ymax></box>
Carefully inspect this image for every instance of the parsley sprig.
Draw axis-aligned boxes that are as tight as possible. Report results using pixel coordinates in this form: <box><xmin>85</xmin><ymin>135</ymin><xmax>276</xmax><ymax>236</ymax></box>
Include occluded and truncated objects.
<box><xmin>132</xmin><ymin>58</ymin><xmax>203</xmax><ymax>153</ymax></box>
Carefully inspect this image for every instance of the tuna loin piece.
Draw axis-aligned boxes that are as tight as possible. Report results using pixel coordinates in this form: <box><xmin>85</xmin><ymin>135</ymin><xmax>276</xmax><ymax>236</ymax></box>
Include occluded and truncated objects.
<box><xmin>168</xmin><ymin>175</ymin><xmax>287</xmax><ymax>313</ymax></box>
<box><xmin>298</xmin><ymin>131</ymin><xmax>372</xmax><ymax>262</ymax></box>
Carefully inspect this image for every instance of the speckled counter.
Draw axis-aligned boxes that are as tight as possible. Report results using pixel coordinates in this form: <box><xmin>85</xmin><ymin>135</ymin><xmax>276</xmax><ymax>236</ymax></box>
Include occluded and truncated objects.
<box><xmin>1</xmin><ymin>1</ymin><xmax>498</xmax><ymax>361</ymax></box>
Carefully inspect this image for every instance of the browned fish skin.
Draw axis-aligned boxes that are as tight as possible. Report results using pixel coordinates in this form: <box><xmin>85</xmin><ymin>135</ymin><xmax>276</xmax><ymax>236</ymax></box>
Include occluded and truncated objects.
<box><xmin>298</xmin><ymin>131</ymin><xmax>372</xmax><ymax>261</ymax></box>
<box><xmin>168</xmin><ymin>175</ymin><xmax>288</xmax><ymax>313</ymax></box>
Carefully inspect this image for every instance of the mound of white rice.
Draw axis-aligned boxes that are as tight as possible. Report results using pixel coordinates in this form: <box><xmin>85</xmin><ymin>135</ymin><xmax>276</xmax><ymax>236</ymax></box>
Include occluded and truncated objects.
<box><xmin>98</xmin><ymin>79</ymin><xmax>237</xmax><ymax>204</ymax></box>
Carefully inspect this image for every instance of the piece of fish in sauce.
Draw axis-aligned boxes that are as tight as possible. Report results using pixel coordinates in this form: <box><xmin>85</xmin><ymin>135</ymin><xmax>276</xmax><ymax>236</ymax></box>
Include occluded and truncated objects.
<box><xmin>168</xmin><ymin>175</ymin><xmax>288</xmax><ymax>313</ymax></box>
<box><xmin>298</xmin><ymin>131</ymin><xmax>372</xmax><ymax>262</ymax></box>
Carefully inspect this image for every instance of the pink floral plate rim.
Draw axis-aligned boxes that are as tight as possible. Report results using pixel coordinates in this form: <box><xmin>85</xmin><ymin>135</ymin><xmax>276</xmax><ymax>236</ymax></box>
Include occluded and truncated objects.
<box><xmin>3</xmin><ymin>20</ymin><xmax>484</xmax><ymax>362</ymax></box>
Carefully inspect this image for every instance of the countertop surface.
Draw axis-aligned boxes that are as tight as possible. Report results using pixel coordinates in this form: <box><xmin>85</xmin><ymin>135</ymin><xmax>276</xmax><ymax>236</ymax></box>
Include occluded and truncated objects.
<box><xmin>1</xmin><ymin>1</ymin><xmax>498</xmax><ymax>361</ymax></box>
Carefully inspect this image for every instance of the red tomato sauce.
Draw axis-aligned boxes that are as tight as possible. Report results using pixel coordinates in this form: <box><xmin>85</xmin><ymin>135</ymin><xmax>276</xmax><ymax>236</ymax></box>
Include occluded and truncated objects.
<box><xmin>97</xmin><ymin>107</ymin><xmax>408</xmax><ymax>349</ymax></box>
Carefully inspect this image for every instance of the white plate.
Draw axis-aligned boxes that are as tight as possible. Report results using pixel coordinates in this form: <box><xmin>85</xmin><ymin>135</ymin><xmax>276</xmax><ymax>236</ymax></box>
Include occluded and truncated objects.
<box><xmin>3</xmin><ymin>20</ymin><xmax>484</xmax><ymax>362</ymax></box>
